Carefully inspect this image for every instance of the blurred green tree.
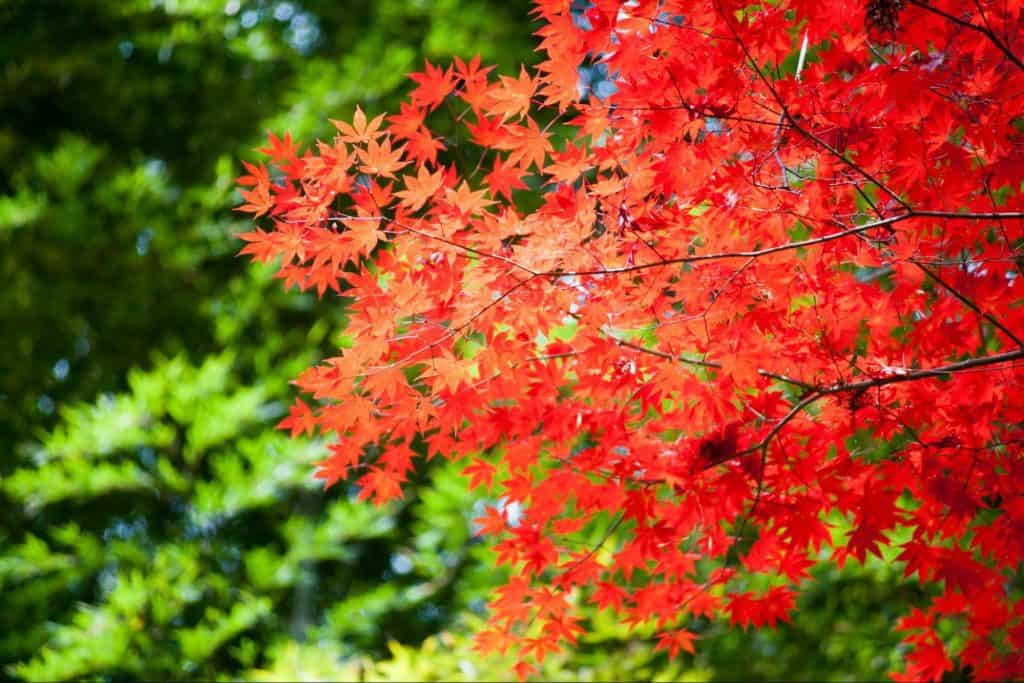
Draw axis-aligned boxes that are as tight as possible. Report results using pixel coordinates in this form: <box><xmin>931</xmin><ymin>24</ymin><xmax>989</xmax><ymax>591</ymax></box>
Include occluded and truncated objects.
<box><xmin>3</xmin><ymin>353</ymin><xmax>510</xmax><ymax>678</ymax></box>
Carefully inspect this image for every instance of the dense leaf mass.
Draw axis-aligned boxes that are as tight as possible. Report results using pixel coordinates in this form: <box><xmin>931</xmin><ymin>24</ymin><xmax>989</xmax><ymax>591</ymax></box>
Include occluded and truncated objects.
<box><xmin>237</xmin><ymin>0</ymin><xmax>1024</xmax><ymax>678</ymax></box>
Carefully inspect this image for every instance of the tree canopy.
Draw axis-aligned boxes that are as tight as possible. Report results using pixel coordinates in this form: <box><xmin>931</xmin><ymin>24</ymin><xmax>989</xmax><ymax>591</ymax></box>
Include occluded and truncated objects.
<box><xmin>236</xmin><ymin>0</ymin><xmax>1024</xmax><ymax>679</ymax></box>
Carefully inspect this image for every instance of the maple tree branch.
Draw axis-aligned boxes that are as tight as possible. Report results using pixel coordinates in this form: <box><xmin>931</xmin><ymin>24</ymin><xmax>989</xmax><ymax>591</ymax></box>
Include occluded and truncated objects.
<box><xmin>825</xmin><ymin>347</ymin><xmax>1024</xmax><ymax>394</ymax></box>
<box><xmin>749</xmin><ymin>442</ymin><xmax>770</xmax><ymax>515</ymax></box>
<box><xmin>365</xmin><ymin>274</ymin><xmax>539</xmax><ymax>373</ymax></box>
<box><xmin>341</xmin><ymin>207</ymin><xmax>1024</xmax><ymax>389</ymax></box>
<box><xmin>562</xmin><ymin>512</ymin><xmax>625</xmax><ymax>573</ymax></box>
<box><xmin>715</xmin><ymin>2</ymin><xmax>913</xmax><ymax>211</ymax></box>
<box><xmin>550</xmin><ymin>214</ymin><xmax>907</xmax><ymax>276</ymax></box>
<box><xmin>724</xmin><ymin>441</ymin><xmax>772</xmax><ymax>557</ymax></box>
<box><xmin>793</xmin><ymin>121</ymin><xmax>911</xmax><ymax>210</ymax></box>
<box><xmin>707</xmin><ymin>256</ymin><xmax>756</xmax><ymax>308</ymax></box>
<box><xmin>547</xmin><ymin>211</ymin><xmax>1024</xmax><ymax>278</ymax></box>
<box><xmin>334</xmin><ymin>211</ymin><xmax>1024</xmax><ymax>286</ymax></box>
<box><xmin>525</xmin><ymin>350</ymin><xmax>586</xmax><ymax>363</ymax></box>
<box><xmin>717</xmin><ymin>347</ymin><xmax>1024</xmax><ymax>468</ymax></box>
<box><xmin>910</xmin><ymin>210</ymin><xmax>1024</xmax><ymax>221</ymax></box>
<box><xmin>330</xmin><ymin>212</ymin><xmax>540</xmax><ymax>277</ymax></box>
<box><xmin>726</xmin><ymin>391</ymin><xmax>823</xmax><ymax>464</ymax></box>
<box><xmin>848</xmin><ymin>177</ymin><xmax>1024</xmax><ymax>350</ymax></box>
<box><xmin>613</xmin><ymin>336</ymin><xmax>820</xmax><ymax>392</ymax></box>
<box><xmin>393</xmin><ymin>221</ymin><xmax>538</xmax><ymax>275</ymax></box>
<box><xmin>603</xmin><ymin>101</ymin><xmax>785</xmax><ymax>128</ymax></box>
<box><xmin>523</xmin><ymin>92</ymin><xmax>782</xmax><ymax>127</ymax></box>
<box><xmin>913</xmin><ymin>261</ymin><xmax>1024</xmax><ymax>348</ymax></box>
<box><xmin>906</xmin><ymin>0</ymin><xmax>1024</xmax><ymax>72</ymax></box>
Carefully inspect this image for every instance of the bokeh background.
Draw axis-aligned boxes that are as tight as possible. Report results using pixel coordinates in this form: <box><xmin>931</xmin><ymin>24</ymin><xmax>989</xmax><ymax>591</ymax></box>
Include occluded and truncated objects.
<box><xmin>1</xmin><ymin>1</ymin><xmax>928</xmax><ymax>679</ymax></box>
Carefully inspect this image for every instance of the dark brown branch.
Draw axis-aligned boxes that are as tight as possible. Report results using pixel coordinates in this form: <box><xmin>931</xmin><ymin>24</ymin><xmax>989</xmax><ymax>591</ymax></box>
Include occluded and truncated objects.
<box><xmin>907</xmin><ymin>0</ymin><xmax>1024</xmax><ymax>72</ymax></box>
<box><xmin>328</xmin><ymin>211</ymin><xmax>1024</xmax><ymax>282</ymax></box>
<box><xmin>711</xmin><ymin>347</ymin><xmax>1024</xmax><ymax>469</ymax></box>
<box><xmin>824</xmin><ymin>347</ymin><xmax>1024</xmax><ymax>394</ymax></box>
<box><xmin>549</xmin><ymin>214</ymin><xmax>908</xmax><ymax>276</ymax></box>
<box><xmin>729</xmin><ymin>391</ymin><xmax>823</xmax><ymax>463</ymax></box>
<box><xmin>366</xmin><ymin>274</ymin><xmax>539</xmax><ymax>372</ymax></box>
<box><xmin>718</xmin><ymin>6</ymin><xmax>912</xmax><ymax>211</ymax></box>
<box><xmin>546</xmin><ymin>211</ymin><xmax>1024</xmax><ymax>278</ymax></box>
<box><xmin>613</xmin><ymin>336</ymin><xmax>820</xmax><ymax>392</ymax></box>
<box><xmin>599</xmin><ymin>101</ymin><xmax>785</xmax><ymax>128</ymax></box>
<box><xmin>335</xmin><ymin>214</ymin><xmax>539</xmax><ymax>276</ymax></box>
<box><xmin>914</xmin><ymin>261</ymin><xmax>1024</xmax><ymax>348</ymax></box>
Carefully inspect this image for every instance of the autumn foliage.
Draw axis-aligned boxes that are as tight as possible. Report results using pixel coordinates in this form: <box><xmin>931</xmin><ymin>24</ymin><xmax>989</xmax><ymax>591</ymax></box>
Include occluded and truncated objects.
<box><xmin>235</xmin><ymin>0</ymin><xmax>1024</xmax><ymax>678</ymax></box>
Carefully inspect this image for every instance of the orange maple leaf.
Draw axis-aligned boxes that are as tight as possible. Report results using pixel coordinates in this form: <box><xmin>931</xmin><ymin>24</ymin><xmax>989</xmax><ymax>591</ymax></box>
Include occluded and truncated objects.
<box><xmin>331</xmin><ymin>105</ymin><xmax>387</xmax><ymax>144</ymax></box>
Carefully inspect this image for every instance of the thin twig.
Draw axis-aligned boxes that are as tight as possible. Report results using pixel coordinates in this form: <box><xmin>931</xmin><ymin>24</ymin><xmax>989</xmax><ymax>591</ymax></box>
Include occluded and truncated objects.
<box><xmin>612</xmin><ymin>335</ymin><xmax>820</xmax><ymax>392</ymax></box>
<box><xmin>907</xmin><ymin>0</ymin><xmax>1024</xmax><ymax>71</ymax></box>
<box><xmin>915</xmin><ymin>261</ymin><xmax>1024</xmax><ymax>348</ymax></box>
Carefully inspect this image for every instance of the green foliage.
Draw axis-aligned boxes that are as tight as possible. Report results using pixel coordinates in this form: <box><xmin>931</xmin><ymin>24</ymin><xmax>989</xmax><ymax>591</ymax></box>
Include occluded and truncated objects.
<box><xmin>2</xmin><ymin>355</ymin><xmax>509</xmax><ymax>679</ymax></box>
<box><xmin>244</xmin><ymin>618</ymin><xmax>701</xmax><ymax>682</ymax></box>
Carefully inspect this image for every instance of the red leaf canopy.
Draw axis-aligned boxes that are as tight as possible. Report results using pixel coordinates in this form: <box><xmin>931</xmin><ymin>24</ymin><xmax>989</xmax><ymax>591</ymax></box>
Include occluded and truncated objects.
<box><xmin>236</xmin><ymin>0</ymin><xmax>1024</xmax><ymax>678</ymax></box>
